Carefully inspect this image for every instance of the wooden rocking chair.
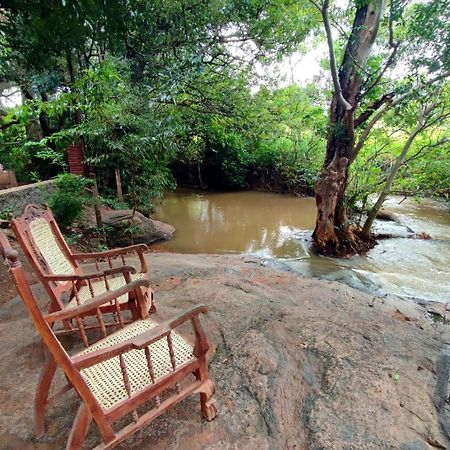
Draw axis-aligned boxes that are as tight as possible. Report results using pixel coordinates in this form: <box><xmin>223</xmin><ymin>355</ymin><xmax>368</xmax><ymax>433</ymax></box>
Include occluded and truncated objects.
<box><xmin>0</xmin><ymin>232</ymin><xmax>218</xmax><ymax>450</ymax></box>
<box><xmin>11</xmin><ymin>204</ymin><xmax>156</xmax><ymax>333</ymax></box>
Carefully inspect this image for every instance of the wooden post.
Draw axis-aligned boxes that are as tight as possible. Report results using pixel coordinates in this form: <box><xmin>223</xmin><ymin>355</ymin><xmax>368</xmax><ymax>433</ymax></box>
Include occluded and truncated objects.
<box><xmin>89</xmin><ymin>172</ymin><xmax>103</xmax><ymax>229</ymax></box>
<box><xmin>115</xmin><ymin>168</ymin><xmax>123</xmax><ymax>202</ymax></box>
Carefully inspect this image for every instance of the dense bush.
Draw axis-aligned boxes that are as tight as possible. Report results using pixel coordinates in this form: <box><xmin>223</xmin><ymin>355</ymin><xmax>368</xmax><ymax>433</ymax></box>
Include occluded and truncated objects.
<box><xmin>171</xmin><ymin>84</ymin><xmax>327</xmax><ymax>194</ymax></box>
<box><xmin>48</xmin><ymin>174</ymin><xmax>93</xmax><ymax>229</ymax></box>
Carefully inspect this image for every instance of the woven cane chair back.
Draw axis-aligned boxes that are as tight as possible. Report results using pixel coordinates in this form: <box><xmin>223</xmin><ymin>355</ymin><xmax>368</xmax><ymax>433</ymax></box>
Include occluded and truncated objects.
<box><xmin>11</xmin><ymin>205</ymin><xmax>80</xmax><ymax>299</ymax></box>
<box><xmin>29</xmin><ymin>217</ymin><xmax>75</xmax><ymax>277</ymax></box>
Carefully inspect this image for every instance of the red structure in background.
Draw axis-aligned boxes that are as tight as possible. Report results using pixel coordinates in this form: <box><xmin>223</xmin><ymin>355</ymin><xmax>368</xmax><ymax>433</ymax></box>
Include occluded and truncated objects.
<box><xmin>67</xmin><ymin>145</ymin><xmax>85</xmax><ymax>176</ymax></box>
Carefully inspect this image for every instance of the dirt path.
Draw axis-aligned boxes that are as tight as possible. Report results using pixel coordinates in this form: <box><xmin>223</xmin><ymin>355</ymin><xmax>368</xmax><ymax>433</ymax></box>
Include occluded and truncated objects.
<box><xmin>0</xmin><ymin>253</ymin><xmax>449</xmax><ymax>449</ymax></box>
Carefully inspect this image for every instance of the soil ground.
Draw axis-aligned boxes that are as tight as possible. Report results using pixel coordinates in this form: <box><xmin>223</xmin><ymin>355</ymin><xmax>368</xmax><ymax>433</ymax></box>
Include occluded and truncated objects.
<box><xmin>0</xmin><ymin>249</ymin><xmax>450</xmax><ymax>449</ymax></box>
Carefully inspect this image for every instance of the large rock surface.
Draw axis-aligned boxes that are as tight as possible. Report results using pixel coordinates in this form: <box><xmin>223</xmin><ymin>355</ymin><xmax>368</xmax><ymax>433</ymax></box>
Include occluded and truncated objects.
<box><xmin>0</xmin><ymin>253</ymin><xmax>449</xmax><ymax>449</ymax></box>
<box><xmin>102</xmin><ymin>209</ymin><xmax>175</xmax><ymax>247</ymax></box>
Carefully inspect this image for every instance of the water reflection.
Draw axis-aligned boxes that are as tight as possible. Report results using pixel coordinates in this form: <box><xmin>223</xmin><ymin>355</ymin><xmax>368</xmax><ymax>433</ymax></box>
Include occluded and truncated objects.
<box><xmin>154</xmin><ymin>190</ymin><xmax>450</xmax><ymax>303</ymax></box>
<box><xmin>155</xmin><ymin>190</ymin><xmax>316</xmax><ymax>258</ymax></box>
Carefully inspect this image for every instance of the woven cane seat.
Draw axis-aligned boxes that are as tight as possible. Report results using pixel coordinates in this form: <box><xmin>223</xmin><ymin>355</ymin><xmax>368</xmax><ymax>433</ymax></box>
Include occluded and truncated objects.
<box><xmin>67</xmin><ymin>273</ymin><xmax>146</xmax><ymax>309</ymax></box>
<box><xmin>77</xmin><ymin>320</ymin><xmax>195</xmax><ymax>410</ymax></box>
<box><xmin>30</xmin><ymin>218</ymin><xmax>75</xmax><ymax>276</ymax></box>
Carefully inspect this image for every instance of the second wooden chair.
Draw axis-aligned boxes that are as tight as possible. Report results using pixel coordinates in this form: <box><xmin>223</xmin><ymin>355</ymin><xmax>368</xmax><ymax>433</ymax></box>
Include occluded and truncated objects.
<box><xmin>11</xmin><ymin>204</ymin><xmax>156</xmax><ymax>335</ymax></box>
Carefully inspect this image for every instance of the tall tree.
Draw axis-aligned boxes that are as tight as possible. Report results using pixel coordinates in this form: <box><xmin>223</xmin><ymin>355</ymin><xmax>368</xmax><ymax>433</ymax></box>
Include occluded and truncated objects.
<box><xmin>311</xmin><ymin>0</ymin><xmax>450</xmax><ymax>255</ymax></box>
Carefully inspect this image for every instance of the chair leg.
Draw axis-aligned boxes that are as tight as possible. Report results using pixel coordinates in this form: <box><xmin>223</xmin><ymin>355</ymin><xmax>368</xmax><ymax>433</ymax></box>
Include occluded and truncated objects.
<box><xmin>194</xmin><ymin>367</ymin><xmax>218</xmax><ymax>421</ymax></box>
<box><xmin>66</xmin><ymin>403</ymin><xmax>92</xmax><ymax>450</ymax></box>
<box><xmin>35</xmin><ymin>356</ymin><xmax>57</xmax><ymax>437</ymax></box>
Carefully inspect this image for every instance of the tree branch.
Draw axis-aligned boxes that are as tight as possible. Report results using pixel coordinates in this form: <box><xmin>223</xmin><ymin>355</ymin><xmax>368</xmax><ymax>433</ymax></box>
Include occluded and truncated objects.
<box><xmin>352</xmin><ymin>103</ymin><xmax>390</xmax><ymax>160</ymax></box>
<box><xmin>321</xmin><ymin>0</ymin><xmax>352</xmax><ymax>111</ymax></box>
<box><xmin>360</xmin><ymin>44</ymin><xmax>399</xmax><ymax>99</ymax></box>
<box><xmin>362</xmin><ymin>118</ymin><xmax>425</xmax><ymax>237</ymax></box>
<box><xmin>354</xmin><ymin>92</ymin><xmax>395</xmax><ymax>128</ymax></box>
<box><xmin>404</xmin><ymin>137</ymin><xmax>449</xmax><ymax>165</ymax></box>
<box><xmin>352</xmin><ymin>71</ymin><xmax>450</xmax><ymax>158</ymax></box>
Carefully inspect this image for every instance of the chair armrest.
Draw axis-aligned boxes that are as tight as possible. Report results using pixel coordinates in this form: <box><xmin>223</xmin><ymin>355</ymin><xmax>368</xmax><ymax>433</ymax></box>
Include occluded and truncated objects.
<box><xmin>72</xmin><ymin>244</ymin><xmax>149</xmax><ymax>273</ymax></box>
<box><xmin>72</xmin><ymin>244</ymin><xmax>148</xmax><ymax>259</ymax></box>
<box><xmin>102</xmin><ymin>265</ymin><xmax>137</xmax><ymax>276</ymax></box>
<box><xmin>45</xmin><ymin>279</ymin><xmax>151</xmax><ymax>324</ymax></box>
<box><xmin>132</xmin><ymin>305</ymin><xmax>208</xmax><ymax>349</ymax></box>
<box><xmin>43</xmin><ymin>266</ymin><xmax>137</xmax><ymax>282</ymax></box>
<box><xmin>43</xmin><ymin>273</ymin><xmax>100</xmax><ymax>282</ymax></box>
<box><xmin>0</xmin><ymin>232</ymin><xmax>15</xmax><ymax>261</ymax></box>
<box><xmin>72</xmin><ymin>305</ymin><xmax>209</xmax><ymax>370</ymax></box>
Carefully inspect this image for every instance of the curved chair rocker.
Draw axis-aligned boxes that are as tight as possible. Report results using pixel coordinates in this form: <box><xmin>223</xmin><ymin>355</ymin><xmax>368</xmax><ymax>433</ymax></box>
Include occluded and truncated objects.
<box><xmin>0</xmin><ymin>233</ymin><xmax>218</xmax><ymax>450</ymax></box>
<box><xmin>11</xmin><ymin>204</ymin><xmax>156</xmax><ymax>334</ymax></box>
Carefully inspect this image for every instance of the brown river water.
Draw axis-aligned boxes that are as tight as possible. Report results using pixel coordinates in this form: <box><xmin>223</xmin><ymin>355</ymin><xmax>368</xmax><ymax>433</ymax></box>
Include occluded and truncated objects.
<box><xmin>154</xmin><ymin>190</ymin><xmax>450</xmax><ymax>303</ymax></box>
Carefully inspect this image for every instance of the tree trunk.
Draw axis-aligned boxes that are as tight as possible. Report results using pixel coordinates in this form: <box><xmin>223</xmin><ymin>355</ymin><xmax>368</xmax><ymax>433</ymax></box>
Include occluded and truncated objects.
<box><xmin>361</xmin><ymin>122</ymin><xmax>424</xmax><ymax>238</ymax></box>
<box><xmin>67</xmin><ymin>52</ymin><xmax>82</xmax><ymax>126</ymax></box>
<box><xmin>313</xmin><ymin>154</ymin><xmax>350</xmax><ymax>251</ymax></box>
<box><xmin>39</xmin><ymin>92</ymin><xmax>52</xmax><ymax>139</ymax></box>
<box><xmin>197</xmin><ymin>160</ymin><xmax>206</xmax><ymax>189</ymax></box>
<box><xmin>115</xmin><ymin>168</ymin><xmax>124</xmax><ymax>202</ymax></box>
<box><xmin>313</xmin><ymin>0</ymin><xmax>386</xmax><ymax>255</ymax></box>
<box><xmin>89</xmin><ymin>172</ymin><xmax>104</xmax><ymax>229</ymax></box>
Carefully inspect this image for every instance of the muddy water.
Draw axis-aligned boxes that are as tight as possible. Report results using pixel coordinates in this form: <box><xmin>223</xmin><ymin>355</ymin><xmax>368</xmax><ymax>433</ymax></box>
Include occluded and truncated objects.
<box><xmin>154</xmin><ymin>190</ymin><xmax>450</xmax><ymax>303</ymax></box>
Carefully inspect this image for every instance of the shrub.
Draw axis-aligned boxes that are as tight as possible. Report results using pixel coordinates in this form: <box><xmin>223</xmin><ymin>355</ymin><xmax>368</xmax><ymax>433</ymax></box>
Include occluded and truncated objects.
<box><xmin>48</xmin><ymin>173</ymin><xmax>93</xmax><ymax>229</ymax></box>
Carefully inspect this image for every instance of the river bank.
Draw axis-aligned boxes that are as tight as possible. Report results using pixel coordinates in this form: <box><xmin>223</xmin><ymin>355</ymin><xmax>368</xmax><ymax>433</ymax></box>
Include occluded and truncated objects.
<box><xmin>1</xmin><ymin>252</ymin><xmax>449</xmax><ymax>449</ymax></box>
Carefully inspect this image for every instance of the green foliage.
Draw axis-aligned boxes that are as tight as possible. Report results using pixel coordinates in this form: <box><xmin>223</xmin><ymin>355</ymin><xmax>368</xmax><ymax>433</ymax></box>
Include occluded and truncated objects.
<box><xmin>103</xmin><ymin>197</ymin><xmax>130</xmax><ymax>211</ymax></box>
<box><xmin>48</xmin><ymin>174</ymin><xmax>93</xmax><ymax>230</ymax></box>
<box><xmin>0</xmin><ymin>122</ymin><xmax>29</xmax><ymax>180</ymax></box>
<box><xmin>408</xmin><ymin>0</ymin><xmax>450</xmax><ymax>73</ymax></box>
<box><xmin>0</xmin><ymin>0</ymin><xmax>449</xmax><ymax>233</ymax></box>
<box><xmin>34</xmin><ymin>147</ymin><xmax>67</xmax><ymax>170</ymax></box>
<box><xmin>206</xmin><ymin>120</ymin><xmax>253</xmax><ymax>188</ymax></box>
<box><xmin>0</xmin><ymin>207</ymin><xmax>14</xmax><ymax>221</ymax></box>
<box><xmin>0</xmin><ymin>97</ymin><xmax>76</xmax><ymax>182</ymax></box>
<box><xmin>74</xmin><ymin>57</ymin><xmax>177</xmax><ymax>213</ymax></box>
<box><xmin>348</xmin><ymin>94</ymin><xmax>450</xmax><ymax>216</ymax></box>
<box><xmin>395</xmin><ymin>140</ymin><xmax>450</xmax><ymax>197</ymax></box>
<box><xmin>247</xmin><ymin>85</ymin><xmax>326</xmax><ymax>193</ymax></box>
<box><xmin>172</xmin><ymin>83</ymin><xmax>327</xmax><ymax>193</ymax></box>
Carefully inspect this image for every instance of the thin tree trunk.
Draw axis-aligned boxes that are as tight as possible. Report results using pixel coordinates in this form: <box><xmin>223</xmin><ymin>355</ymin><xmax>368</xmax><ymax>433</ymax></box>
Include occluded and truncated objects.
<box><xmin>115</xmin><ymin>168</ymin><xmax>124</xmax><ymax>202</ymax></box>
<box><xmin>89</xmin><ymin>172</ymin><xmax>104</xmax><ymax>229</ymax></box>
<box><xmin>67</xmin><ymin>52</ymin><xmax>81</xmax><ymax>126</ymax></box>
<box><xmin>38</xmin><ymin>92</ymin><xmax>52</xmax><ymax>138</ymax></box>
<box><xmin>361</xmin><ymin>122</ymin><xmax>424</xmax><ymax>238</ymax></box>
<box><xmin>197</xmin><ymin>160</ymin><xmax>206</xmax><ymax>189</ymax></box>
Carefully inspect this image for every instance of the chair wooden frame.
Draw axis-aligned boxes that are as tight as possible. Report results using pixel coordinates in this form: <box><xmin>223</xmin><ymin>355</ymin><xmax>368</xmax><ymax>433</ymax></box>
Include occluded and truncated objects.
<box><xmin>11</xmin><ymin>204</ymin><xmax>156</xmax><ymax>333</ymax></box>
<box><xmin>0</xmin><ymin>232</ymin><xmax>218</xmax><ymax>450</ymax></box>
